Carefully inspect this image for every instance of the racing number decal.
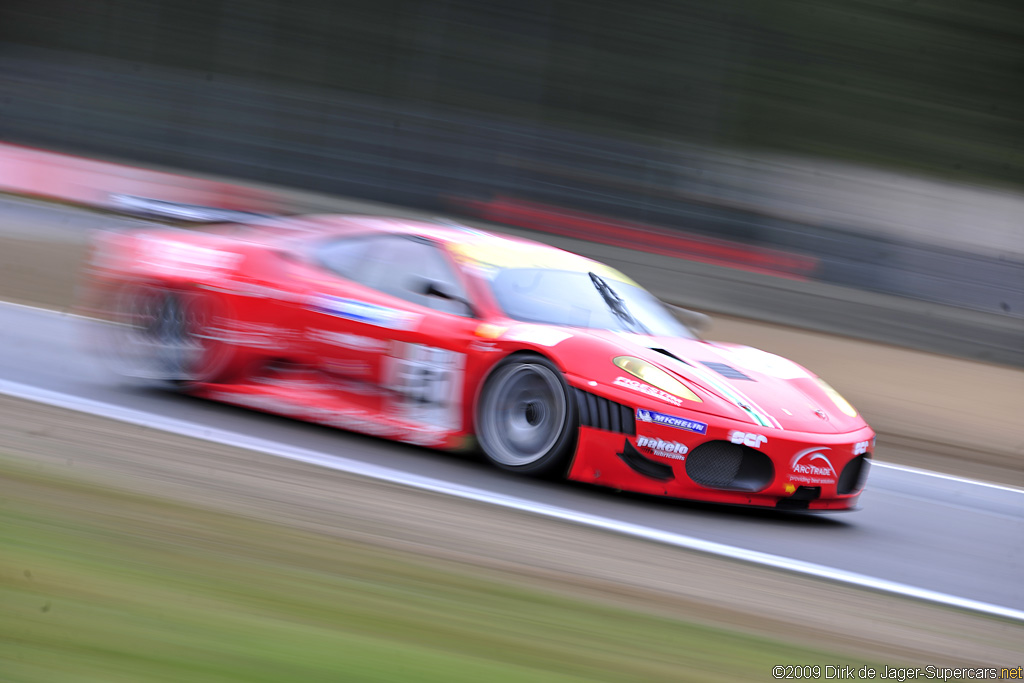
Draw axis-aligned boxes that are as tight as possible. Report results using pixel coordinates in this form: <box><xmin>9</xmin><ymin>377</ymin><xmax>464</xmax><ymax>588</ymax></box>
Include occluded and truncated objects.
<box><xmin>386</xmin><ymin>343</ymin><xmax>465</xmax><ymax>430</ymax></box>
<box><xmin>395</xmin><ymin>363</ymin><xmax>452</xmax><ymax>406</ymax></box>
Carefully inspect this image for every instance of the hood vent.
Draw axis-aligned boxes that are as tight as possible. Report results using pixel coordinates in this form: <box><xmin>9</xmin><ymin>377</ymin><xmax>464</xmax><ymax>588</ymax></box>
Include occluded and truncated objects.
<box><xmin>700</xmin><ymin>361</ymin><xmax>754</xmax><ymax>381</ymax></box>
<box><xmin>650</xmin><ymin>348</ymin><xmax>689</xmax><ymax>364</ymax></box>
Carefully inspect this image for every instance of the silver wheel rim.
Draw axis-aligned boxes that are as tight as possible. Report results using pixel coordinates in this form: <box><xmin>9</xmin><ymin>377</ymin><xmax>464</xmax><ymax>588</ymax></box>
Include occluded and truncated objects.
<box><xmin>107</xmin><ymin>287</ymin><xmax>208</xmax><ymax>380</ymax></box>
<box><xmin>479</xmin><ymin>362</ymin><xmax>568</xmax><ymax>467</ymax></box>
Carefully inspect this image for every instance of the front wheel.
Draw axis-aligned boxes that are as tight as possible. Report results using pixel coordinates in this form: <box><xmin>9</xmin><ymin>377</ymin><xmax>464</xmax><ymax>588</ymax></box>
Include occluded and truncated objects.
<box><xmin>475</xmin><ymin>355</ymin><xmax>578</xmax><ymax>477</ymax></box>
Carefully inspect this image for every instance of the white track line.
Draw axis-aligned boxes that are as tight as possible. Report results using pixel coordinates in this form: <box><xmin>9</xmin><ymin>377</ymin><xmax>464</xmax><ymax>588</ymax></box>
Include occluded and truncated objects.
<box><xmin>2</xmin><ymin>299</ymin><xmax>1020</xmax><ymax>495</ymax></box>
<box><xmin>1</xmin><ymin>377</ymin><xmax>1022</xmax><ymax>623</ymax></box>
<box><xmin>872</xmin><ymin>461</ymin><xmax>1024</xmax><ymax>494</ymax></box>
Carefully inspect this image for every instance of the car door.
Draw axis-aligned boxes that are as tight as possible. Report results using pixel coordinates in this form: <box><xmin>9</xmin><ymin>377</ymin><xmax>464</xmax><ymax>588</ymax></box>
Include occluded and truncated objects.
<box><xmin>297</xmin><ymin>234</ymin><xmax>396</xmax><ymax>388</ymax></box>
<box><xmin>305</xmin><ymin>233</ymin><xmax>479</xmax><ymax>434</ymax></box>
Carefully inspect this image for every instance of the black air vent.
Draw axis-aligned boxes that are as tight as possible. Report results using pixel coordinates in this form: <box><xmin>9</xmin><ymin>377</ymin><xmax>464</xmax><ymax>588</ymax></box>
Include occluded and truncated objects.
<box><xmin>837</xmin><ymin>455</ymin><xmax>871</xmax><ymax>494</ymax></box>
<box><xmin>573</xmin><ymin>388</ymin><xmax>636</xmax><ymax>435</ymax></box>
<box><xmin>685</xmin><ymin>441</ymin><xmax>774</xmax><ymax>491</ymax></box>
<box><xmin>700</xmin><ymin>361</ymin><xmax>754</xmax><ymax>381</ymax></box>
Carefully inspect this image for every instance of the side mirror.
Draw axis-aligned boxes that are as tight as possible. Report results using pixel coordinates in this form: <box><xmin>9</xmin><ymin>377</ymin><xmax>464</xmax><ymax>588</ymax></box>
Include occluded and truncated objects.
<box><xmin>414</xmin><ymin>278</ymin><xmax>476</xmax><ymax>317</ymax></box>
<box><xmin>666</xmin><ymin>303</ymin><xmax>712</xmax><ymax>337</ymax></box>
<box><xmin>421</xmin><ymin>280</ymin><xmax>457</xmax><ymax>300</ymax></box>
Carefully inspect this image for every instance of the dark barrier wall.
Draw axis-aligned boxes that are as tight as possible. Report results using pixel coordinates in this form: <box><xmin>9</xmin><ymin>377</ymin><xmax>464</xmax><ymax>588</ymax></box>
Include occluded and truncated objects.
<box><xmin>0</xmin><ymin>0</ymin><xmax>1021</xmax><ymax>365</ymax></box>
<box><xmin>3</xmin><ymin>0</ymin><xmax>1023</xmax><ymax>188</ymax></box>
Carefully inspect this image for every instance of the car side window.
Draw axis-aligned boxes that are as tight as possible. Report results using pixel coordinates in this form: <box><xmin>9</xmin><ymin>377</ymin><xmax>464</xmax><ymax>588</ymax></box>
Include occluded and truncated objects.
<box><xmin>317</xmin><ymin>235</ymin><xmax>472</xmax><ymax>316</ymax></box>
<box><xmin>316</xmin><ymin>235</ymin><xmax>376</xmax><ymax>281</ymax></box>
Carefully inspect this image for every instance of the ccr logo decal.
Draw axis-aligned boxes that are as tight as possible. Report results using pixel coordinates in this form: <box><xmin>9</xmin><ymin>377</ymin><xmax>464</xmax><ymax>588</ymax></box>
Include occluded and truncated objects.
<box><xmin>790</xmin><ymin>447</ymin><xmax>838</xmax><ymax>485</ymax></box>
<box><xmin>729</xmin><ymin>431</ymin><xmax>767</xmax><ymax>448</ymax></box>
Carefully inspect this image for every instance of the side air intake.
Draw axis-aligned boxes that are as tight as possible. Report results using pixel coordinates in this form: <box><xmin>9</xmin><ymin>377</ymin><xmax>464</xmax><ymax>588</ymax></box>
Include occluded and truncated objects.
<box><xmin>573</xmin><ymin>388</ymin><xmax>636</xmax><ymax>436</ymax></box>
<box><xmin>685</xmin><ymin>441</ymin><xmax>774</xmax><ymax>492</ymax></box>
<box><xmin>837</xmin><ymin>454</ymin><xmax>871</xmax><ymax>494</ymax></box>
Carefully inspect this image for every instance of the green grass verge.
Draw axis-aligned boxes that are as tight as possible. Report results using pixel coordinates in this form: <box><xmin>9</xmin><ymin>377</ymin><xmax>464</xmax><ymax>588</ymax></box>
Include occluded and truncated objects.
<box><xmin>0</xmin><ymin>458</ymin><xmax>872</xmax><ymax>682</ymax></box>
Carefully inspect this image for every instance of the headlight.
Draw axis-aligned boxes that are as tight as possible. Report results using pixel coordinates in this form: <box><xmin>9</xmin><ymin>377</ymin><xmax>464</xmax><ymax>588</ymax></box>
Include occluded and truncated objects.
<box><xmin>612</xmin><ymin>356</ymin><xmax>702</xmax><ymax>403</ymax></box>
<box><xmin>815</xmin><ymin>378</ymin><xmax>858</xmax><ymax>417</ymax></box>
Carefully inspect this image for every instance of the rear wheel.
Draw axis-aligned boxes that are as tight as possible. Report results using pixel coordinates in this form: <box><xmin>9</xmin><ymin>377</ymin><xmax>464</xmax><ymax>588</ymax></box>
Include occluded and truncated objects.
<box><xmin>102</xmin><ymin>284</ymin><xmax>224</xmax><ymax>384</ymax></box>
<box><xmin>476</xmin><ymin>355</ymin><xmax>578</xmax><ymax>477</ymax></box>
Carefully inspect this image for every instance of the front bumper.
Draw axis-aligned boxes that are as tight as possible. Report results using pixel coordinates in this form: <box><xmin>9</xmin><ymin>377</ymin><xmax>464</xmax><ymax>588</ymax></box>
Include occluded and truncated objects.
<box><xmin>566</xmin><ymin>412</ymin><xmax>875</xmax><ymax>511</ymax></box>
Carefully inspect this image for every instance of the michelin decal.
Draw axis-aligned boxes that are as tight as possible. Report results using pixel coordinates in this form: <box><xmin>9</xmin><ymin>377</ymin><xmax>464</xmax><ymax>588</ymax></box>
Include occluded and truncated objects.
<box><xmin>635</xmin><ymin>408</ymin><xmax>708</xmax><ymax>435</ymax></box>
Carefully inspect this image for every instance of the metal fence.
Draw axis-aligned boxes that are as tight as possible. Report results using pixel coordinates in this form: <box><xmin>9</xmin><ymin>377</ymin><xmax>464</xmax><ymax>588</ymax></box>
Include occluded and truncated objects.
<box><xmin>1</xmin><ymin>45</ymin><xmax>1022</xmax><ymax>364</ymax></box>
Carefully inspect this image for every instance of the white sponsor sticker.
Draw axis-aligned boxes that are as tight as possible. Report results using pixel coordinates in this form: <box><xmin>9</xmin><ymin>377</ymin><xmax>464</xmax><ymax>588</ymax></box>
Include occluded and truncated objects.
<box><xmin>635</xmin><ymin>435</ymin><xmax>688</xmax><ymax>460</ymax></box>
<box><xmin>790</xmin><ymin>447</ymin><xmax>838</xmax><ymax>485</ymax></box>
<box><xmin>138</xmin><ymin>237</ymin><xmax>242</xmax><ymax>276</ymax></box>
<box><xmin>208</xmin><ymin>390</ymin><xmax>401</xmax><ymax>438</ymax></box>
<box><xmin>308</xmin><ymin>328</ymin><xmax>390</xmax><ymax>353</ymax></box>
<box><xmin>613</xmin><ymin>376</ymin><xmax>683</xmax><ymax>406</ymax></box>
<box><xmin>206</xmin><ymin>321</ymin><xmax>294</xmax><ymax>348</ymax></box>
<box><xmin>385</xmin><ymin>343</ymin><xmax>465</xmax><ymax>430</ymax></box>
<box><xmin>504</xmin><ymin>325</ymin><xmax>573</xmax><ymax>347</ymax></box>
<box><xmin>729</xmin><ymin>431</ymin><xmax>768</xmax><ymax>448</ymax></box>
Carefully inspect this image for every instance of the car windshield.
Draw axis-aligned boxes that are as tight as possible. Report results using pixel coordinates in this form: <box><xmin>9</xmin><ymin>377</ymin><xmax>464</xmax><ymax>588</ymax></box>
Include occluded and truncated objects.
<box><xmin>488</xmin><ymin>268</ymin><xmax>692</xmax><ymax>337</ymax></box>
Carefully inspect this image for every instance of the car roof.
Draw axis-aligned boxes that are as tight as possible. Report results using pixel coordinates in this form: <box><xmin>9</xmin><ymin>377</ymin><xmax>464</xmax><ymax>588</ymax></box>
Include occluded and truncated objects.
<box><xmin>286</xmin><ymin>214</ymin><xmax>534</xmax><ymax>246</ymax></box>
<box><xmin>279</xmin><ymin>214</ymin><xmax>635</xmax><ymax>284</ymax></box>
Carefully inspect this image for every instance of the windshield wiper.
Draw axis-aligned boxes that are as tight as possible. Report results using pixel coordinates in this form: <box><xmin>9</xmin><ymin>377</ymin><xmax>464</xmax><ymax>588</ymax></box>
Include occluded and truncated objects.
<box><xmin>589</xmin><ymin>272</ymin><xmax>650</xmax><ymax>335</ymax></box>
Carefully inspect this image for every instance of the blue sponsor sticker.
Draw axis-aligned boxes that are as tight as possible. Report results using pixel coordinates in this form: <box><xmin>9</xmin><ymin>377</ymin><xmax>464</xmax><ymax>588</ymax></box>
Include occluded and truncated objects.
<box><xmin>311</xmin><ymin>295</ymin><xmax>420</xmax><ymax>330</ymax></box>
<box><xmin>635</xmin><ymin>408</ymin><xmax>708</xmax><ymax>435</ymax></box>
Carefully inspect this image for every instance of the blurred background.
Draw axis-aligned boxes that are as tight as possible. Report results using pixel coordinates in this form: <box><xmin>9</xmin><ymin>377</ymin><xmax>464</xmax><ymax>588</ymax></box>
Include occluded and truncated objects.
<box><xmin>2</xmin><ymin>4</ymin><xmax>1024</xmax><ymax>680</ymax></box>
<box><xmin>1</xmin><ymin>0</ymin><xmax>1022</xmax><ymax>367</ymax></box>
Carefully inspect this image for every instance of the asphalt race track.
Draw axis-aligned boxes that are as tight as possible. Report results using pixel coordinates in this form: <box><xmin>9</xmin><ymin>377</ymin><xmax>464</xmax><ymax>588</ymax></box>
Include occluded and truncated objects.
<box><xmin>0</xmin><ymin>301</ymin><xmax>1021</xmax><ymax>618</ymax></box>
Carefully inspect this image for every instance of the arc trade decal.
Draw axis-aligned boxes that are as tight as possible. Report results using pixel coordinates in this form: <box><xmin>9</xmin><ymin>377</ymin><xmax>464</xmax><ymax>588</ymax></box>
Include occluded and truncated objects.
<box><xmin>635</xmin><ymin>408</ymin><xmax>708</xmax><ymax>435</ymax></box>
<box><xmin>790</xmin><ymin>447</ymin><xmax>838</xmax><ymax>485</ymax></box>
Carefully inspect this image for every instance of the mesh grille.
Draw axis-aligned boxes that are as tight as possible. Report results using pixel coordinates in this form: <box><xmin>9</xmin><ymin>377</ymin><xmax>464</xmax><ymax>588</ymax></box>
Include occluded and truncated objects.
<box><xmin>686</xmin><ymin>441</ymin><xmax>743</xmax><ymax>488</ymax></box>
<box><xmin>574</xmin><ymin>388</ymin><xmax>635</xmax><ymax>436</ymax></box>
<box><xmin>686</xmin><ymin>441</ymin><xmax>775</xmax><ymax>492</ymax></box>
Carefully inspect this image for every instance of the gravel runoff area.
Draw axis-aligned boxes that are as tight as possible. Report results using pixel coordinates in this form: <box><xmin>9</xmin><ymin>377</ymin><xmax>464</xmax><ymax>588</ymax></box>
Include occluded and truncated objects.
<box><xmin>2</xmin><ymin>395</ymin><xmax>1022</xmax><ymax>668</ymax></box>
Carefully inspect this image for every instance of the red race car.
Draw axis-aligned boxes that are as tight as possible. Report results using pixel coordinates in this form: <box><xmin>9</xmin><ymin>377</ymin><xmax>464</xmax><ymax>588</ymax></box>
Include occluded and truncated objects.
<box><xmin>80</xmin><ymin>214</ymin><xmax>874</xmax><ymax>510</ymax></box>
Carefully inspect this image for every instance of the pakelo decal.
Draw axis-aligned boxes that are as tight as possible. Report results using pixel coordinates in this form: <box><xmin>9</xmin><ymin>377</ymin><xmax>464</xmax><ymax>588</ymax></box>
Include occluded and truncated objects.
<box><xmin>635</xmin><ymin>435</ymin><xmax>688</xmax><ymax>460</ymax></box>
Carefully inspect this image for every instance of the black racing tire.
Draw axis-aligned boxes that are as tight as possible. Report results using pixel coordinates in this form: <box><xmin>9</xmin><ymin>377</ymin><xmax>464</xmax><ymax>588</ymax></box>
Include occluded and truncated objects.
<box><xmin>103</xmin><ymin>284</ymin><xmax>222</xmax><ymax>385</ymax></box>
<box><xmin>475</xmin><ymin>354</ymin><xmax>579</xmax><ymax>477</ymax></box>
